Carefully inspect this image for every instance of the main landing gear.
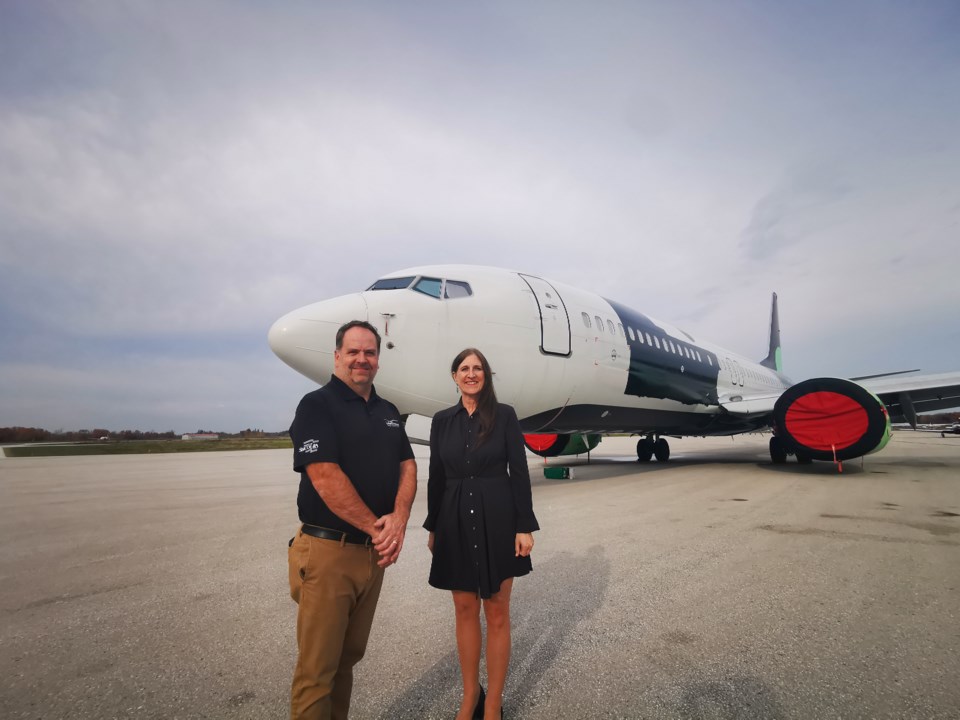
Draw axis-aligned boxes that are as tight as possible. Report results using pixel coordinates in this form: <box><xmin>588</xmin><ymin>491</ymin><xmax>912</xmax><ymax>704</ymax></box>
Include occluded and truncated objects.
<box><xmin>769</xmin><ymin>436</ymin><xmax>812</xmax><ymax>465</ymax></box>
<box><xmin>637</xmin><ymin>435</ymin><xmax>670</xmax><ymax>462</ymax></box>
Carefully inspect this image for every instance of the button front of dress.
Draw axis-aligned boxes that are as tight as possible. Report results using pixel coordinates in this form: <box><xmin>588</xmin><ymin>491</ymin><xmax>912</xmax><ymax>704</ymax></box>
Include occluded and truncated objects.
<box><xmin>465</xmin><ymin>414</ymin><xmax>480</xmax><ymax>570</ymax></box>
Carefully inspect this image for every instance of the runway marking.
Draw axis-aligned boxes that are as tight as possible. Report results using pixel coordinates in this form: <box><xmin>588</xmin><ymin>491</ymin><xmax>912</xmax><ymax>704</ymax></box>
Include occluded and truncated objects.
<box><xmin>756</xmin><ymin>524</ymin><xmax>960</xmax><ymax>547</ymax></box>
<box><xmin>818</xmin><ymin>513</ymin><xmax>959</xmax><ymax>537</ymax></box>
<box><xmin>512</xmin><ymin>626</ymin><xmax>553</xmax><ymax>684</ymax></box>
<box><xmin>8</xmin><ymin>581</ymin><xmax>144</xmax><ymax>613</ymax></box>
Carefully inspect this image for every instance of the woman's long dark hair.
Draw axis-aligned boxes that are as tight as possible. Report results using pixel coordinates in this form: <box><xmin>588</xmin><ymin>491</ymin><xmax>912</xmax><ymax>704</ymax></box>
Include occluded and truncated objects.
<box><xmin>451</xmin><ymin>347</ymin><xmax>498</xmax><ymax>444</ymax></box>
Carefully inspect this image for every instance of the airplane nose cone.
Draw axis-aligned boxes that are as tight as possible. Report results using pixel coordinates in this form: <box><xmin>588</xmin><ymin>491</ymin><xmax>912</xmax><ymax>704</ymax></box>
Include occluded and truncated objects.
<box><xmin>268</xmin><ymin>293</ymin><xmax>369</xmax><ymax>383</ymax></box>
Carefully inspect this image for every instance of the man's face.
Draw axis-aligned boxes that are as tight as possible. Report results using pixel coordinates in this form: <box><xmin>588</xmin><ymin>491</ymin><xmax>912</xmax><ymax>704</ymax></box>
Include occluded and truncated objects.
<box><xmin>334</xmin><ymin>327</ymin><xmax>380</xmax><ymax>395</ymax></box>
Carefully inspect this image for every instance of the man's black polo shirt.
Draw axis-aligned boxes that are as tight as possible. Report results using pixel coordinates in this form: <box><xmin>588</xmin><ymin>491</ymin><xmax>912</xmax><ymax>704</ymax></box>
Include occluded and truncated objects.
<box><xmin>290</xmin><ymin>375</ymin><xmax>414</xmax><ymax>535</ymax></box>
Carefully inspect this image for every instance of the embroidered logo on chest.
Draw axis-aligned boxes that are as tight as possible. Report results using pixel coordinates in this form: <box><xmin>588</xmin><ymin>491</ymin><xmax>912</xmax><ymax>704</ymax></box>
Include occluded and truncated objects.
<box><xmin>385</xmin><ymin>419</ymin><xmax>400</xmax><ymax>428</ymax></box>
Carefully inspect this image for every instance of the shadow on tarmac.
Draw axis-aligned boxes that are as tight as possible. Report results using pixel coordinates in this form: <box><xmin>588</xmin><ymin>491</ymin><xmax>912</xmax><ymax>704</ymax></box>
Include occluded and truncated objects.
<box><xmin>377</xmin><ymin>548</ymin><xmax>611</xmax><ymax>719</ymax></box>
<box><xmin>375</xmin><ymin>547</ymin><xmax>789</xmax><ymax>719</ymax></box>
<box><xmin>675</xmin><ymin>675</ymin><xmax>786</xmax><ymax>720</ymax></box>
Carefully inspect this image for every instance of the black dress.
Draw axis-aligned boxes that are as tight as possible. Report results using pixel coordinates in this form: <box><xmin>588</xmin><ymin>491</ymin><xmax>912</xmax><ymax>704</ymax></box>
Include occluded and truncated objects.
<box><xmin>424</xmin><ymin>402</ymin><xmax>540</xmax><ymax>598</ymax></box>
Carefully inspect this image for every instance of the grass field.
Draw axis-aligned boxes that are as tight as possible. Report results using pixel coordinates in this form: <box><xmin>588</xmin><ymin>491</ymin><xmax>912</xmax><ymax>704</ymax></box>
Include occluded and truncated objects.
<box><xmin>3</xmin><ymin>438</ymin><xmax>293</xmax><ymax>457</ymax></box>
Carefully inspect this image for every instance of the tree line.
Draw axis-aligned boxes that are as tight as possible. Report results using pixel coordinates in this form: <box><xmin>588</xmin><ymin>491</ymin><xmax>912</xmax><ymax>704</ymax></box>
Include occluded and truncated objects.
<box><xmin>0</xmin><ymin>427</ymin><xmax>286</xmax><ymax>442</ymax></box>
<box><xmin>4</xmin><ymin>413</ymin><xmax>957</xmax><ymax>445</ymax></box>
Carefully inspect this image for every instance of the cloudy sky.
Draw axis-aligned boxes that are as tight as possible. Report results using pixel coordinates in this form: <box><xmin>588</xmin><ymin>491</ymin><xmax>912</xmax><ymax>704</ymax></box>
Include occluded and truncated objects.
<box><xmin>1</xmin><ymin>0</ymin><xmax>958</xmax><ymax>433</ymax></box>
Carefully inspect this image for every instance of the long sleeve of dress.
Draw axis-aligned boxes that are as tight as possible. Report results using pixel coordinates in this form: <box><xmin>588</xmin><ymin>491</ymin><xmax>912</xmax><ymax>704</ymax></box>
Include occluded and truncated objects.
<box><xmin>423</xmin><ymin>412</ymin><xmax>446</xmax><ymax>532</ymax></box>
<box><xmin>504</xmin><ymin>405</ymin><xmax>539</xmax><ymax>533</ymax></box>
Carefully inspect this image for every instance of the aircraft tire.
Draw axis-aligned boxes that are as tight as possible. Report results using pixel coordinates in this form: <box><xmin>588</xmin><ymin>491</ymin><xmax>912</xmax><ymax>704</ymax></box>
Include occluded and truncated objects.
<box><xmin>654</xmin><ymin>438</ymin><xmax>670</xmax><ymax>462</ymax></box>
<box><xmin>636</xmin><ymin>438</ymin><xmax>654</xmax><ymax>462</ymax></box>
<box><xmin>770</xmin><ymin>436</ymin><xmax>788</xmax><ymax>464</ymax></box>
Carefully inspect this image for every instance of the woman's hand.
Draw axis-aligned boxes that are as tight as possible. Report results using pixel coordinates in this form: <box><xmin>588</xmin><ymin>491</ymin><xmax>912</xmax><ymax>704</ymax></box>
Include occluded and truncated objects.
<box><xmin>427</xmin><ymin>531</ymin><xmax>435</xmax><ymax>555</ymax></box>
<box><xmin>515</xmin><ymin>532</ymin><xmax>534</xmax><ymax>557</ymax></box>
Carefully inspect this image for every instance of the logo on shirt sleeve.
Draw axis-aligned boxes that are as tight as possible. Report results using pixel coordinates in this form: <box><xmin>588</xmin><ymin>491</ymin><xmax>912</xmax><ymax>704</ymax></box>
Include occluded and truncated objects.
<box><xmin>385</xmin><ymin>419</ymin><xmax>400</xmax><ymax>428</ymax></box>
<box><xmin>299</xmin><ymin>439</ymin><xmax>319</xmax><ymax>453</ymax></box>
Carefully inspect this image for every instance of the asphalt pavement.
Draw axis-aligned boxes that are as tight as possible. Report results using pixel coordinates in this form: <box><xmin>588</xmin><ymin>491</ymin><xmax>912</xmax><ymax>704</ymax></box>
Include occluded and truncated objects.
<box><xmin>1</xmin><ymin>432</ymin><xmax>958</xmax><ymax>719</ymax></box>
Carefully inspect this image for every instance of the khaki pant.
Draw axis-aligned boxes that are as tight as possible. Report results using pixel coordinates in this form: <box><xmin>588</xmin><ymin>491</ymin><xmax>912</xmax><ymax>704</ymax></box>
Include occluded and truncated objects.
<box><xmin>288</xmin><ymin>528</ymin><xmax>385</xmax><ymax>720</ymax></box>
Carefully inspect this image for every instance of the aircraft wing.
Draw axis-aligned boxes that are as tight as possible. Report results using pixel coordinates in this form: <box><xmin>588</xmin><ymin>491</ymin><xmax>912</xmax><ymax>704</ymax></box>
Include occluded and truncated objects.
<box><xmin>718</xmin><ymin>371</ymin><xmax>960</xmax><ymax>429</ymax></box>
<box><xmin>855</xmin><ymin>371</ymin><xmax>960</xmax><ymax>427</ymax></box>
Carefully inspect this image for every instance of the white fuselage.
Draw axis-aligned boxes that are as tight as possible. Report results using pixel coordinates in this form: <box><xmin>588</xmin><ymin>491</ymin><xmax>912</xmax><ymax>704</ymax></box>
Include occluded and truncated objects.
<box><xmin>268</xmin><ymin>265</ymin><xmax>790</xmax><ymax>435</ymax></box>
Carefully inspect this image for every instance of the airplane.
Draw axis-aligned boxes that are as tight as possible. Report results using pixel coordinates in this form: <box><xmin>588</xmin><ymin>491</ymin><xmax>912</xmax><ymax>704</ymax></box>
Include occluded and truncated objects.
<box><xmin>913</xmin><ymin>423</ymin><xmax>960</xmax><ymax>437</ymax></box>
<box><xmin>268</xmin><ymin>265</ymin><xmax>960</xmax><ymax>469</ymax></box>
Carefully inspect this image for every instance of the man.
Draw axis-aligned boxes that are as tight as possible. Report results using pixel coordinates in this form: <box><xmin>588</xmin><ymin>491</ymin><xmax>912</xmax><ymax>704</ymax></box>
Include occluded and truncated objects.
<box><xmin>287</xmin><ymin>320</ymin><xmax>417</xmax><ymax>720</ymax></box>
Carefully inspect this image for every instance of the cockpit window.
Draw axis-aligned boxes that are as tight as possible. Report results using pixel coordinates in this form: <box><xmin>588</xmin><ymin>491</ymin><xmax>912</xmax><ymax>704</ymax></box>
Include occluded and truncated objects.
<box><xmin>444</xmin><ymin>280</ymin><xmax>472</xmax><ymax>299</ymax></box>
<box><xmin>368</xmin><ymin>275</ymin><xmax>473</xmax><ymax>300</ymax></box>
<box><xmin>413</xmin><ymin>277</ymin><xmax>443</xmax><ymax>298</ymax></box>
<box><xmin>368</xmin><ymin>276</ymin><xmax>415</xmax><ymax>291</ymax></box>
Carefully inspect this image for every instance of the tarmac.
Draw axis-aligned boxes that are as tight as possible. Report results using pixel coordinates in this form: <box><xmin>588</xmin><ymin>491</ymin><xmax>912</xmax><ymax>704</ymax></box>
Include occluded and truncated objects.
<box><xmin>1</xmin><ymin>432</ymin><xmax>958</xmax><ymax>719</ymax></box>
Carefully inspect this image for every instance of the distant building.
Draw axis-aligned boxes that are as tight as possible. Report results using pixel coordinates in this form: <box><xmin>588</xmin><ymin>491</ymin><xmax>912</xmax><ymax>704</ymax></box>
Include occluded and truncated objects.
<box><xmin>181</xmin><ymin>433</ymin><xmax>219</xmax><ymax>441</ymax></box>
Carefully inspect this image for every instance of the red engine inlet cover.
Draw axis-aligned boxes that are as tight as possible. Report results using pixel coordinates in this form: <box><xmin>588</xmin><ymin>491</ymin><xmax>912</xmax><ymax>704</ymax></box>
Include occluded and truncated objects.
<box><xmin>784</xmin><ymin>391</ymin><xmax>868</xmax><ymax>451</ymax></box>
<box><xmin>773</xmin><ymin>378</ymin><xmax>889</xmax><ymax>461</ymax></box>
<box><xmin>523</xmin><ymin>433</ymin><xmax>559</xmax><ymax>454</ymax></box>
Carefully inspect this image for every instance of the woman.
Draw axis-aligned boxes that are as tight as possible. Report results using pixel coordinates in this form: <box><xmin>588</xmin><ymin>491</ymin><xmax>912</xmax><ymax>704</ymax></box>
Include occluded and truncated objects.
<box><xmin>424</xmin><ymin>348</ymin><xmax>539</xmax><ymax>720</ymax></box>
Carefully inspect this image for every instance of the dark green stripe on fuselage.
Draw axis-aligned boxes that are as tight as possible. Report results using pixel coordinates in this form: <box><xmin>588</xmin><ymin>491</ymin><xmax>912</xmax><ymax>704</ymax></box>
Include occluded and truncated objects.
<box><xmin>607</xmin><ymin>299</ymin><xmax>721</xmax><ymax>406</ymax></box>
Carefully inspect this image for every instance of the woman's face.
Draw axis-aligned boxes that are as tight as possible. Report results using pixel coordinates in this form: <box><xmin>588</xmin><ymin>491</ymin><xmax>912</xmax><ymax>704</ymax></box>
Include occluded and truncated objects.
<box><xmin>453</xmin><ymin>354</ymin><xmax>485</xmax><ymax>399</ymax></box>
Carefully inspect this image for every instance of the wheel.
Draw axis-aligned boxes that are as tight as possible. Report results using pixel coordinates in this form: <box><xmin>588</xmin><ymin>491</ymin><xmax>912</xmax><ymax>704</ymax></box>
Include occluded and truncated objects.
<box><xmin>636</xmin><ymin>438</ymin><xmax>654</xmax><ymax>462</ymax></box>
<box><xmin>653</xmin><ymin>438</ymin><xmax>670</xmax><ymax>462</ymax></box>
<box><xmin>770</xmin><ymin>436</ymin><xmax>787</xmax><ymax>464</ymax></box>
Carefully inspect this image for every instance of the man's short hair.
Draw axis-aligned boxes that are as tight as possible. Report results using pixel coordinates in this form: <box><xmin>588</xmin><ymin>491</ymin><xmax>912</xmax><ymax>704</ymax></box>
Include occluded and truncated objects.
<box><xmin>336</xmin><ymin>320</ymin><xmax>382</xmax><ymax>352</ymax></box>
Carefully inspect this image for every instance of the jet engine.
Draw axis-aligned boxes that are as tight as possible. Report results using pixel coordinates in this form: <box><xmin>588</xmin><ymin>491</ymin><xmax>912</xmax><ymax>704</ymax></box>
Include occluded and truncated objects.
<box><xmin>523</xmin><ymin>433</ymin><xmax>601</xmax><ymax>457</ymax></box>
<box><xmin>772</xmin><ymin>378</ymin><xmax>891</xmax><ymax>462</ymax></box>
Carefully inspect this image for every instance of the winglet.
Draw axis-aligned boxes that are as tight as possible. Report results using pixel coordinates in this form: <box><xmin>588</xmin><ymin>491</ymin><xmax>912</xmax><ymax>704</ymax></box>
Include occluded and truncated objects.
<box><xmin>759</xmin><ymin>292</ymin><xmax>781</xmax><ymax>372</ymax></box>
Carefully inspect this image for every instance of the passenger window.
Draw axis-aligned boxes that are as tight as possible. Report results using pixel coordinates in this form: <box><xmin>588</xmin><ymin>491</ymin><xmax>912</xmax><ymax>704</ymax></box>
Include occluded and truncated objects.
<box><xmin>444</xmin><ymin>280</ymin><xmax>473</xmax><ymax>299</ymax></box>
<box><xmin>582</xmin><ymin>312</ymin><xmax>591</xmax><ymax>328</ymax></box>
<box><xmin>627</xmin><ymin>327</ymin><xmax>635</xmax><ymax>341</ymax></box>
<box><xmin>413</xmin><ymin>277</ymin><xmax>443</xmax><ymax>298</ymax></box>
<box><xmin>644</xmin><ymin>332</ymin><xmax>652</xmax><ymax>345</ymax></box>
<box><xmin>595</xmin><ymin>316</ymin><xmax>604</xmax><ymax>332</ymax></box>
<box><xmin>606</xmin><ymin>319</ymin><xmax>615</xmax><ymax>334</ymax></box>
<box><xmin>618</xmin><ymin>323</ymin><xmax>625</xmax><ymax>337</ymax></box>
<box><xmin>368</xmin><ymin>276</ymin><xmax>415</xmax><ymax>290</ymax></box>
<box><xmin>654</xmin><ymin>337</ymin><xmax>661</xmax><ymax>349</ymax></box>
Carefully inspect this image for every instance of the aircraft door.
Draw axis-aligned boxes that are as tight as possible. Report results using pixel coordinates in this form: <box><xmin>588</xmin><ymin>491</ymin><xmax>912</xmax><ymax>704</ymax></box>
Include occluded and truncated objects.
<box><xmin>519</xmin><ymin>274</ymin><xmax>571</xmax><ymax>356</ymax></box>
